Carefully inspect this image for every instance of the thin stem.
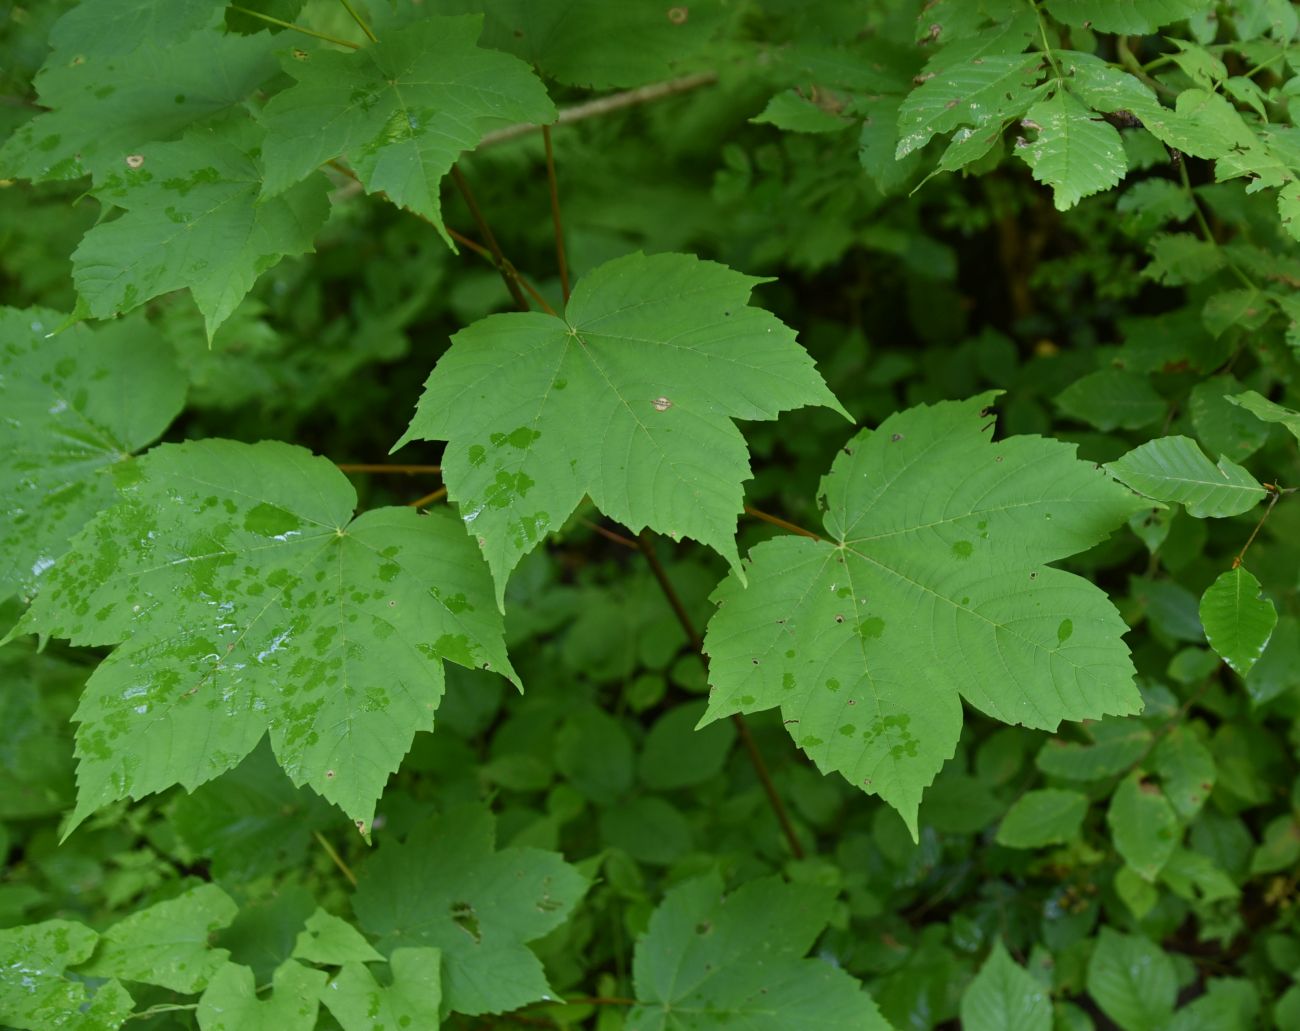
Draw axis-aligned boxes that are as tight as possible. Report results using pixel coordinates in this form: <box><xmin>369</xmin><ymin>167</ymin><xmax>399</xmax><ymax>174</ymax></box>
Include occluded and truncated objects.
<box><xmin>542</xmin><ymin>126</ymin><xmax>571</xmax><ymax>302</ymax></box>
<box><xmin>744</xmin><ymin>504</ymin><xmax>821</xmax><ymax>541</ymax></box>
<box><xmin>229</xmin><ymin>5</ymin><xmax>360</xmax><ymax>48</ymax></box>
<box><xmin>313</xmin><ymin>830</ymin><xmax>358</xmax><ymax>886</ymax></box>
<box><xmin>337</xmin><ymin>0</ymin><xmax>379</xmax><ymax>42</ymax></box>
<box><xmin>1179</xmin><ymin>159</ymin><xmax>1258</xmax><ymax>292</ymax></box>
<box><xmin>479</xmin><ymin>71</ymin><xmax>718</xmax><ymax>148</ymax></box>
<box><xmin>1233</xmin><ymin>488</ymin><xmax>1281</xmax><ymax>567</ymax></box>
<box><xmin>635</xmin><ymin>531</ymin><xmax>806</xmax><ymax>859</ymax></box>
<box><xmin>451</xmin><ymin>166</ymin><xmax>531</xmax><ymax>311</ymax></box>
<box><xmin>581</xmin><ymin>518</ymin><xmax>638</xmax><ymax>549</ymax></box>
<box><xmin>336</xmin><ymin>463</ymin><xmax>441</xmax><ymax>474</ymax></box>
<box><xmin>125</xmin><ymin>1004</ymin><xmax>200</xmax><ymax>1022</ymax></box>
<box><xmin>409</xmin><ymin>486</ymin><xmax>448</xmax><ymax>509</ymax></box>
<box><xmin>1031</xmin><ymin>1</ymin><xmax>1063</xmax><ymax>80</ymax></box>
<box><xmin>1117</xmin><ymin>36</ymin><xmax>1177</xmax><ymax>97</ymax></box>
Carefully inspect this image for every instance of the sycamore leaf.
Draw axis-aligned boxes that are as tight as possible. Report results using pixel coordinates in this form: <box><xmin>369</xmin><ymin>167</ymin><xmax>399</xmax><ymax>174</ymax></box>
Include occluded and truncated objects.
<box><xmin>73</xmin><ymin>119</ymin><xmax>331</xmax><ymax>339</ymax></box>
<box><xmin>352</xmin><ymin>805</ymin><xmax>587</xmax><ymax>1016</ymax></box>
<box><xmin>1018</xmin><ymin>89</ymin><xmax>1127</xmax><ymax>210</ymax></box>
<box><xmin>0</xmin><ymin>920</ymin><xmax>133</xmax><ymax>1031</ymax></box>
<box><xmin>960</xmin><ymin>941</ymin><xmax>1051</xmax><ymax>1031</ymax></box>
<box><xmin>1199</xmin><ymin>566</ymin><xmax>1277</xmax><ymax>676</ymax></box>
<box><xmin>322</xmin><ymin>949</ymin><xmax>442</xmax><ymax>1031</ymax></box>
<box><xmin>1106</xmin><ymin>436</ymin><xmax>1267</xmax><ymax>517</ymax></box>
<box><xmin>396</xmin><ymin>251</ymin><xmax>847</xmax><ymax>604</ymax></box>
<box><xmin>77</xmin><ymin>885</ymin><xmax>237</xmax><ymax>992</ymax></box>
<box><xmin>1228</xmin><ymin>389</ymin><xmax>1300</xmax><ymax>443</ymax></box>
<box><xmin>702</xmin><ymin>395</ymin><xmax>1143</xmax><ymax>835</ymax></box>
<box><xmin>0</xmin><ymin>28</ymin><xmax>277</xmax><ymax>184</ymax></box>
<box><xmin>627</xmin><ymin>873</ymin><xmax>889</xmax><ymax>1030</ymax></box>
<box><xmin>435</xmin><ymin>0</ymin><xmax>726</xmax><ymax>89</ymax></box>
<box><xmin>46</xmin><ymin>0</ymin><xmax>222</xmax><ymax>63</ymax></box>
<box><xmin>197</xmin><ymin>961</ymin><xmax>325</xmax><ymax>1031</ymax></box>
<box><xmin>1045</xmin><ymin>0</ymin><xmax>1212</xmax><ymax>34</ymax></box>
<box><xmin>16</xmin><ymin>440</ymin><xmax>515</xmax><ymax>831</ymax></box>
<box><xmin>0</xmin><ymin>308</ymin><xmax>185</xmax><ymax>605</ymax></box>
<box><xmin>259</xmin><ymin>16</ymin><xmax>554</xmax><ymax>242</ymax></box>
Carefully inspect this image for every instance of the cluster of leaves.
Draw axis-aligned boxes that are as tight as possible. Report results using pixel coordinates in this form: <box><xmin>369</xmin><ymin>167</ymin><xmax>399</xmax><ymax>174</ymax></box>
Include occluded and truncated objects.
<box><xmin>1</xmin><ymin>0</ymin><xmax>1299</xmax><ymax>1028</ymax></box>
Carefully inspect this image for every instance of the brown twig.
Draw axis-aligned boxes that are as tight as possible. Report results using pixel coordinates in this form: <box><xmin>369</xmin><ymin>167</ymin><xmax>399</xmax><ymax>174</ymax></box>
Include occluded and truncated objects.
<box><xmin>635</xmin><ymin>531</ymin><xmax>806</xmax><ymax>859</ymax></box>
<box><xmin>480</xmin><ymin>72</ymin><xmax>719</xmax><ymax>148</ymax></box>
<box><xmin>1233</xmin><ymin>487</ymin><xmax>1281</xmax><ymax>568</ymax></box>
<box><xmin>336</xmin><ymin>463</ymin><xmax>441</xmax><ymax>475</ymax></box>
<box><xmin>408</xmin><ymin>487</ymin><xmax>448</xmax><ymax>509</ymax></box>
<box><xmin>451</xmin><ymin>166</ymin><xmax>531</xmax><ymax>311</ymax></box>
<box><xmin>542</xmin><ymin>126</ymin><xmax>571</xmax><ymax>303</ymax></box>
<box><xmin>743</xmin><ymin>504</ymin><xmax>821</xmax><ymax>541</ymax></box>
<box><xmin>581</xmin><ymin>518</ymin><xmax>638</xmax><ymax>550</ymax></box>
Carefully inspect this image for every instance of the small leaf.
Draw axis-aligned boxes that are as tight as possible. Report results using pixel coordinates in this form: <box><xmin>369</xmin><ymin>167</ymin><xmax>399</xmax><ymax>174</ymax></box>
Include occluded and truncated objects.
<box><xmin>960</xmin><ymin>940</ymin><xmax>1051</xmax><ymax>1031</ymax></box>
<box><xmin>396</xmin><ymin>251</ymin><xmax>846</xmax><ymax>603</ymax></box>
<box><xmin>1018</xmin><ymin>90</ymin><xmax>1127</xmax><ymax>211</ymax></box>
<box><xmin>1107</xmin><ymin>774</ymin><xmax>1179</xmax><ymax>881</ymax></box>
<box><xmin>1143</xmin><ymin>233</ymin><xmax>1225</xmax><ymax>285</ymax></box>
<box><xmin>197</xmin><ymin>961</ymin><xmax>325</xmax><ymax>1031</ymax></box>
<box><xmin>1037</xmin><ymin>718</ymin><xmax>1153</xmax><ymax>781</ymax></box>
<box><xmin>1280</xmin><ymin>181</ymin><xmax>1300</xmax><ymax>242</ymax></box>
<box><xmin>628</xmin><ymin>873</ymin><xmax>889</xmax><ymax>1029</ymax></box>
<box><xmin>352</xmin><ymin>805</ymin><xmax>587</xmax><ymax>1016</ymax></box>
<box><xmin>322</xmin><ymin>949</ymin><xmax>442</xmax><ymax>1031</ymax></box>
<box><xmin>1152</xmin><ymin>726</ymin><xmax>1215</xmax><ymax>821</ymax></box>
<box><xmin>1199</xmin><ymin>566</ymin><xmax>1277</xmax><ymax>676</ymax></box>
<box><xmin>1226</xmin><ymin>389</ymin><xmax>1300</xmax><ymax>444</ymax></box>
<box><xmin>995</xmin><ymin>788</ymin><xmax>1088</xmax><ymax>848</ymax></box>
<box><xmin>292</xmin><ymin>909</ymin><xmax>384</xmax><ymax>967</ymax></box>
<box><xmin>1107</xmin><ymin>435</ymin><xmax>1267</xmax><ymax>518</ymax></box>
<box><xmin>1189</xmin><ymin>377</ymin><xmax>1270</xmax><ymax>460</ymax></box>
<box><xmin>259</xmin><ymin>16</ymin><xmax>555</xmax><ymax>242</ymax></box>
<box><xmin>1086</xmin><ymin>928</ymin><xmax>1177</xmax><ymax>1031</ymax></box>
<box><xmin>1056</xmin><ymin>369</ymin><xmax>1165</xmax><ymax>431</ymax></box>
<box><xmin>754</xmin><ymin>89</ymin><xmax>853</xmax><ymax>133</ymax></box>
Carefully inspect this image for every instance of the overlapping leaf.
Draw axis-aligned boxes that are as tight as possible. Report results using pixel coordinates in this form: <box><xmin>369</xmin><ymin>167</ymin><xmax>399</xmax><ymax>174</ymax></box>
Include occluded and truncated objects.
<box><xmin>628</xmin><ymin>873</ymin><xmax>888</xmax><ymax>1029</ymax></box>
<box><xmin>703</xmin><ymin>395</ymin><xmax>1144</xmax><ymax>834</ymax></box>
<box><xmin>259</xmin><ymin>16</ymin><xmax>555</xmax><ymax>242</ymax></box>
<box><xmin>0</xmin><ymin>920</ymin><xmax>133</xmax><ymax>1031</ymax></box>
<box><xmin>1107</xmin><ymin>436</ymin><xmax>1267</xmax><ymax>517</ymax></box>
<box><xmin>197</xmin><ymin>961</ymin><xmax>325</xmax><ymax>1031</ymax></box>
<box><xmin>1045</xmin><ymin>0</ymin><xmax>1212</xmax><ymax>34</ymax></box>
<box><xmin>1228</xmin><ymin>390</ymin><xmax>1300</xmax><ymax>443</ymax></box>
<box><xmin>0</xmin><ymin>27</ymin><xmax>277</xmax><ymax>184</ymax></box>
<box><xmin>0</xmin><ymin>308</ymin><xmax>185</xmax><ymax>605</ymax></box>
<box><xmin>352</xmin><ymin>805</ymin><xmax>587</xmax><ymax>1016</ymax></box>
<box><xmin>321</xmin><ymin>949</ymin><xmax>442</xmax><ymax>1031</ymax></box>
<box><xmin>73</xmin><ymin>118</ymin><xmax>331</xmax><ymax>338</ymax></box>
<box><xmin>14</xmin><ymin>440</ymin><xmax>515</xmax><ymax>831</ymax></box>
<box><xmin>1018</xmin><ymin>90</ymin><xmax>1127</xmax><ymax>210</ymax></box>
<box><xmin>396</xmin><ymin>251</ymin><xmax>848</xmax><ymax>603</ymax></box>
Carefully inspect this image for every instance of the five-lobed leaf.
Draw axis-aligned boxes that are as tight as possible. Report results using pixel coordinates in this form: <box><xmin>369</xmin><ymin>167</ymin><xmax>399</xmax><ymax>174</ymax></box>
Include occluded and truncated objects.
<box><xmin>0</xmin><ymin>308</ymin><xmax>185</xmax><ymax>605</ymax></box>
<box><xmin>1106</xmin><ymin>436</ymin><xmax>1267</xmax><ymax>518</ymax></box>
<box><xmin>17</xmin><ymin>439</ymin><xmax>515</xmax><ymax>832</ymax></box>
<box><xmin>628</xmin><ymin>873</ymin><xmax>889</xmax><ymax>1030</ymax></box>
<box><xmin>397</xmin><ymin>251</ymin><xmax>848</xmax><ymax>604</ymax></box>
<box><xmin>1199</xmin><ymin>565</ymin><xmax>1277</xmax><ymax>677</ymax></box>
<box><xmin>258</xmin><ymin>15</ymin><xmax>555</xmax><ymax>243</ymax></box>
<box><xmin>73</xmin><ymin>118</ymin><xmax>331</xmax><ymax>339</ymax></box>
<box><xmin>703</xmin><ymin>395</ymin><xmax>1144</xmax><ymax>836</ymax></box>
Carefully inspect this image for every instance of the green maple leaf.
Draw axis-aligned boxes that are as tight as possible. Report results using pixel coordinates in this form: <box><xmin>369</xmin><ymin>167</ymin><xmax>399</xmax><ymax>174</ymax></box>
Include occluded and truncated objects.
<box><xmin>352</xmin><ymin>805</ymin><xmax>587</xmax><ymax>1016</ymax></box>
<box><xmin>46</xmin><ymin>0</ymin><xmax>222</xmax><ymax>63</ymax></box>
<box><xmin>321</xmin><ymin>949</ymin><xmax>442</xmax><ymax>1031</ymax></box>
<box><xmin>258</xmin><ymin>16</ymin><xmax>555</xmax><ymax>241</ymax></box>
<box><xmin>0</xmin><ymin>920</ymin><xmax>133</xmax><ymax>1031</ymax></box>
<box><xmin>14</xmin><ymin>440</ymin><xmax>516</xmax><ymax>831</ymax></box>
<box><xmin>702</xmin><ymin>395</ymin><xmax>1144</xmax><ymax>835</ymax></box>
<box><xmin>628</xmin><ymin>873</ymin><xmax>889</xmax><ymax>1030</ymax></box>
<box><xmin>396</xmin><ymin>251</ymin><xmax>847</xmax><ymax>604</ymax></box>
<box><xmin>1018</xmin><ymin>90</ymin><xmax>1128</xmax><ymax>210</ymax></box>
<box><xmin>0</xmin><ymin>308</ymin><xmax>185</xmax><ymax>606</ymax></box>
<box><xmin>0</xmin><ymin>27</ymin><xmax>277</xmax><ymax>184</ymax></box>
<box><xmin>73</xmin><ymin>118</ymin><xmax>331</xmax><ymax>338</ymax></box>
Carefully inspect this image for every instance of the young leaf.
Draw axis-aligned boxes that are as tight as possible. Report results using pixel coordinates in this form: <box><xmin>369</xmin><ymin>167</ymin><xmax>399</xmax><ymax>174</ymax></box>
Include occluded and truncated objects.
<box><xmin>1152</xmin><ymin>726</ymin><xmax>1215</xmax><ymax>820</ymax></box>
<box><xmin>0</xmin><ymin>920</ymin><xmax>133</xmax><ymax>1031</ymax></box>
<box><xmin>960</xmin><ymin>940</ymin><xmax>1051</xmax><ymax>1031</ymax></box>
<box><xmin>1226</xmin><ymin>389</ymin><xmax>1300</xmax><ymax>444</ymax></box>
<box><xmin>1199</xmin><ymin>566</ymin><xmax>1277</xmax><ymax>676</ymax></box>
<box><xmin>1086</xmin><ymin>928</ymin><xmax>1177</xmax><ymax>1031</ymax></box>
<box><xmin>258</xmin><ymin>16</ymin><xmax>555</xmax><ymax>243</ymax></box>
<box><xmin>1018</xmin><ymin>90</ymin><xmax>1127</xmax><ymax>210</ymax></box>
<box><xmin>1107</xmin><ymin>774</ymin><xmax>1179</xmax><ymax>881</ymax></box>
<box><xmin>17</xmin><ymin>440</ymin><xmax>515</xmax><ymax>831</ymax></box>
<box><xmin>0</xmin><ymin>29</ymin><xmax>277</xmax><ymax>184</ymax></box>
<box><xmin>396</xmin><ymin>251</ymin><xmax>847</xmax><ymax>603</ymax></box>
<box><xmin>628</xmin><ymin>873</ymin><xmax>889</xmax><ymax>1029</ymax></box>
<box><xmin>1106</xmin><ymin>436</ymin><xmax>1267</xmax><ymax>517</ymax></box>
<box><xmin>73</xmin><ymin>119</ymin><xmax>331</xmax><ymax>339</ymax></box>
<box><xmin>352</xmin><ymin>805</ymin><xmax>587</xmax><ymax>1016</ymax></box>
<box><xmin>197</xmin><ymin>961</ymin><xmax>326</xmax><ymax>1031</ymax></box>
<box><xmin>292</xmin><ymin>909</ymin><xmax>384</xmax><ymax>967</ymax></box>
<box><xmin>995</xmin><ymin>788</ymin><xmax>1088</xmax><ymax>848</ymax></box>
<box><xmin>321</xmin><ymin>948</ymin><xmax>442</xmax><ymax>1031</ymax></box>
<box><xmin>703</xmin><ymin>395</ymin><xmax>1144</xmax><ymax>835</ymax></box>
<box><xmin>0</xmin><ymin>308</ymin><xmax>185</xmax><ymax>605</ymax></box>
<box><xmin>77</xmin><ymin>884</ymin><xmax>237</xmax><ymax>992</ymax></box>
<box><xmin>1045</xmin><ymin>0</ymin><xmax>1213</xmax><ymax>34</ymax></box>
